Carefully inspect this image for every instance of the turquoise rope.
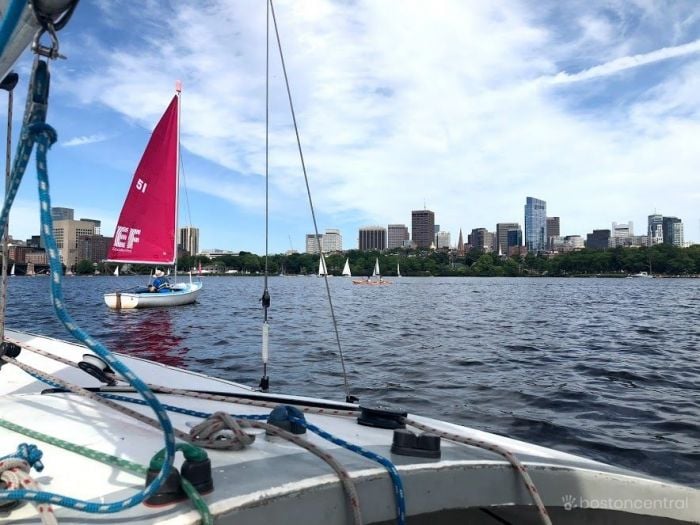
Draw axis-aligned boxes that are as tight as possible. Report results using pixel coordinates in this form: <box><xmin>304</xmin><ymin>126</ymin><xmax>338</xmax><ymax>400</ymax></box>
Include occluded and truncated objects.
<box><xmin>0</xmin><ymin>58</ymin><xmax>176</xmax><ymax>514</ymax></box>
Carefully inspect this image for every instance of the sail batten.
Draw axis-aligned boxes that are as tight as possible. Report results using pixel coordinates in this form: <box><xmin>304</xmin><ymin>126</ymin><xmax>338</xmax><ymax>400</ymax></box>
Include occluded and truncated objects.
<box><xmin>107</xmin><ymin>95</ymin><xmax>179</xmax><ymax>264</ymax></box>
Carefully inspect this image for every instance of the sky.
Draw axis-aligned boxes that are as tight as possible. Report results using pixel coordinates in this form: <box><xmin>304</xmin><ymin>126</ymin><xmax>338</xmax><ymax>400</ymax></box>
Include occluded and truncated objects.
<box><xmin>2</xmin><ymin>0</ymin><xmax>700</xmax><ymax>253</ymax></box>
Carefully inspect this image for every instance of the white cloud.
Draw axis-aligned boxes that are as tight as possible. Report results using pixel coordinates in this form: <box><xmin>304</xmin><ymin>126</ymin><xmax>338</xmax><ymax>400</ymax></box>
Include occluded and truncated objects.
<box><xmin>62</xmin><ymin>133</ymin><xmax>109</xmax><ymax>147</ymax></box>
<box><xmin>56</xmin><ymin>0</ymin><xmax>700</xmax><ymax>247</ymax></box>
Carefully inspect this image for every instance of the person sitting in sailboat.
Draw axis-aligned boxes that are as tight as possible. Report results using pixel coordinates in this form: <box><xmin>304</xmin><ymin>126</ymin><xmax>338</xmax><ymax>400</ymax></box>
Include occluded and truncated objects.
<box><xmin>149</xmin><ymin>269</ymin><xmax>170</xmax><ymax>292</ymax></box>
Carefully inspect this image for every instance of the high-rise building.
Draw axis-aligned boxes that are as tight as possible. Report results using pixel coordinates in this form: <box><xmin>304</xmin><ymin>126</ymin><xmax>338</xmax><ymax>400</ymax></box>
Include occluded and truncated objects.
<box><xmin>612</xmin><ymin>221</ymin><xmax>633</xmax><ymax>237</ymax></box>
<box><xmin>496</xmin><ymin>223</ymin><xmax>520</xmax><ymax>255</ymax></box>
<box><xmin>662</xmin><ymin>217</ymin><xmax>684</xmax><ymax>247</ymax></box>
<box><xmin>322</xmin><ymin>229</ymin><xmax>342</xmax><ymax>252</ymax></box>
<box><xmin>412</xmin><ymin>210</ymin><xmax>435</xmax><ymax>249</ymax></box>
<box><xmin>79</xmin><ymin>218</ymin><xmax>101</xmax><ymax>235</ymax></box>
<box><xmin>524</xmin><ymin>197</ymin><xmax>546</xmax><ymax>253</ymax></box>
<box><xmin>436</xmin><ymin>231</ymin><xmax>451</xmax><ymax>249</ymax></box>
<box><xmin>358</xmin><ymin>226</ymin><xmax>386</xmax><ymax>251</ymax></box>
<box><xmin>457</xmin><ymin>228</ymin><xmax>464</xmax><ymax>255</ymax></box>
<box><xmin>179</xmin><ymin>226</ymin><xmax>200</xmax><ymax>256</ymax></box>
<box><xmin>469</xmin><ymin>228</ymin><xmax>493</xmax><ymax>252</ymax></box>
<box><xmin>77</xmin><ymin>235</ymin><xmax>112</xmax><ymax>264</ymax></box>
<box><xmin>546</xmin><ymin>217</ymin><xmax>560</xmax><ymax>249</ymax></box>
<box><xmin>506</xmin><ymin>228</ymin><xmax>522</xmax><ymax>254</ymax></box>
<box><xmin>648</xmin><ymin>214</ymin><xmax>663</xmax><ymax>244</ymax></box>
<box><xmin>53</xmin><ymin>219</ymin><xmax>98</xmax><ymax>268</ymax></box>
<box><xmin>586</xmin><ymin>229</ymin><xmax>610</xmax><ymax>250</ymax></box>
<box><xmin>305</xmin><ymin>234</ymin><xmax>322</xmax><ymax>254</ymax></box>
<box><xmin>51</xmin><ymin>207</ymin><xmax>74</xmax><ymax>221</ymax></box>
<box><xmin>387</xmin><ymin>224</ymin><xmax>409</xmax><ymax>249</ymax></box>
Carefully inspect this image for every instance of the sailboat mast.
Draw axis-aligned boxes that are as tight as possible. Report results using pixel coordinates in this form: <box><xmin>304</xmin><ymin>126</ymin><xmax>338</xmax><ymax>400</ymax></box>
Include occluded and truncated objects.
<box><xmin>173</xmin><ymin>81</ymin><xmax>182</xmax><ymax>275</ymax></box>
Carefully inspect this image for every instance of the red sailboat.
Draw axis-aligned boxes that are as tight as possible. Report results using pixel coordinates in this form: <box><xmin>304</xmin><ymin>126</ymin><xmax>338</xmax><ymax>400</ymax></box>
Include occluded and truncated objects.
<box><xmin>104</xmin><ymin>86</ymin><xmax>202</xmax><ymax>309</ymax></box>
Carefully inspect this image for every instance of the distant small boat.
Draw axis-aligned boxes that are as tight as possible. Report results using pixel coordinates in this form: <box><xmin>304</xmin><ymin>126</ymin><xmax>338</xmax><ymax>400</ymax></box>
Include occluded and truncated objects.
<box><xmin>353</xmin><ymin>257</ymin><xmax>392</xmax><ymax>285</ymax></box>
<box><xmin>342</xmin><ymin>258</ymin><xmax>351</xmax><ymax>277</ymax></box>
<box><xmin>318</xmin><ymin>254</ymin><xmax>328</xmax><ymax>276</ymax></box>
<box><xmin>113</xmin><ymin>265</ymin><xmax>119</xmax><ymax>276</ymax></box>
<box><xmin>9</xmin><ymin>263</ymin><xmax>14</xmax><ymax>276</ymax></box>
<box><xmin>629</xmin><ymin>271</ymin><xmax>653</xmax><ymax>278</ymax></box>
<box><xmin>397</xmin><ymin>262</ymin><xmax>401</xmax><ymax>277</ymax></box>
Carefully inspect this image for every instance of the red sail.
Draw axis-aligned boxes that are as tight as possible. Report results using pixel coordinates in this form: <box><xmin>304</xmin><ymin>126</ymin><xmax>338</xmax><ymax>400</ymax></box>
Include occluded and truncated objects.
<box><xmin>107</xmin><ymin>95</ymin><xmax>179</xmax><ymax>264</ymax></box>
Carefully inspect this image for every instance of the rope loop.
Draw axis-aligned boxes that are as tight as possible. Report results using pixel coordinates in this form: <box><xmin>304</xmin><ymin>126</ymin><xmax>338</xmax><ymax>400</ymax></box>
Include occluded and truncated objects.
<box><xmin>189</xmin><ymin>412</ymin><xmax>256</xmax><ymax>450</ymax></box>
<box><xmin>28</xmin><ymin>122</ymin><xmax>57</xmax><ymax>145</ymax></box>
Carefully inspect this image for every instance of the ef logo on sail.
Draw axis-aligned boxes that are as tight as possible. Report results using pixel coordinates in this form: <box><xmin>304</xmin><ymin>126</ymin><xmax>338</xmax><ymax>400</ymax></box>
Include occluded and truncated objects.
<box><xmin>113</xmin><ymin>226</ymin><xmax>141</xmax><ymax>250</ymax></box>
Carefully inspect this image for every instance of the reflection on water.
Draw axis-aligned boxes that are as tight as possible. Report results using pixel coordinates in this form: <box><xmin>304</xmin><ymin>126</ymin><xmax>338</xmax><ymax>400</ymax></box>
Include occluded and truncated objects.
<box><xmin>108</xmin><ymin>309</ymin><xmax>187</xmax><ymax>367</ymax></box>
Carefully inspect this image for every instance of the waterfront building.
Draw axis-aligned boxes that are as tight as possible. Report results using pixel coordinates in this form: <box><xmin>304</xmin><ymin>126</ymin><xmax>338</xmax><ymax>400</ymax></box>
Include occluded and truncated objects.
<box><xmin>412</xmin><ymin>209</ymin><xmax>435</xmax><ymax>249</ymax></box>
<box><xmin>436</xmin><ymin>231</ymin><xmax>451</xmax><ymax>249</ymax></box>
<box><xmin>551</xmin><ymin>235</ymin><xmax>584</xmax><ymax>253</ymax></box>
<box><xmin>305</xmin><ymin>234</ymin><xmax>323</xmax><ymax>254</ymax></box>
<box><xmin>648</xmin><ymin>214</ymin><xmax>663</xmax><ymax>245</ymax></box>
<box><xmin>358</xmin><ymin>226</ymin><xmax>386</xmax><ymax>251</ymax></box>
<box><xmin>51</xmin><ymin>207</ymin><xmax>74</xmax><ymax>221</ymax></box>
<box><xmin>322</xmin><ymin>229</ymin><xmax>342</xmax><ymax>253</ymax></box>
<box><xmin>546</xmin><ymin>217</ymin><xmax>560</xmax><ymax>249</ymax></box>
<box><xmin>469</xmin><ymin>228</ymin><xmax>493</xmax><ymax>252</ymax></box>
<box><xmin>586</xmin><ymin>229</ymin><xmax>610</xmax><ymax>250</ymax></box>
<box><xmin>506</xmin><ymin>228</ymin><xmax>522</xmax><ymax>251</ymax></box>
<box><xmin>611</xmin><ymin>221</ymin><xmax>633</xmax><ymax>238</ymax></box>
<box><xmin>496</xmin><ymin>223</ymin><xmax>520</xmax><ymax>255</ymax></box>
<box><xmin>179</xmin><ymin>226</ymin><xmax>200</xmax><ymax>257</ymax></box>
<box><xmin>77</xmin><ymin>235</ymin><xmax>112</xmax><ymax>264</ymax></box>
<box><xmin>387</xmin><ymin>224</ymin><xmax>409</xmax><ymax>249</ymax></box>
<box><xmin>662</xmin><ymin>217</ymin><xmax>684</xmax><ymax>247</ymax></box>
<box><xmin>524</xmin><ymin>197</ymin><xmax>546</xmax><ymax>253</ymax></box>
<box><xmin>199</xmin><ymin>248</ymin><xmax>238</xmax><ymax>258</ymax></box>
<box><xmin>53</xmin><ymin>219</ymin><xmax>98</xmax><ymax>268</ymax></box>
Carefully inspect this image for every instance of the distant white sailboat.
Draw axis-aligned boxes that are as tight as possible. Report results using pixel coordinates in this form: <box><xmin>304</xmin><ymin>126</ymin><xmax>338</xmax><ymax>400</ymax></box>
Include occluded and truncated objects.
<box><xmin>353</xmin><ymin>257</ymin><xmax>392</xmax><ymax>285</ymax></box>
<box><xmin>113</xmin><ymin>265</ymin><xmax>119</xmax><ymax>276</ymax></box>
<box><xmin>10</xmin><ymin>263</ymin><xmax>14</xmax><ymax>276</ymax></box>
<box><xmin>397</xmin><ymin>262</ymin><xmax>401</xmax><ymax>277</ymax></box>
<box><xmin>342</xmin><ymin>258</ymin><xmax>351</xmax><ymax>277</ymax></box>
<box><xmin>318</xmin><ymin>254</ymin><xmax>327</xmax><ymax>276</ymax></box>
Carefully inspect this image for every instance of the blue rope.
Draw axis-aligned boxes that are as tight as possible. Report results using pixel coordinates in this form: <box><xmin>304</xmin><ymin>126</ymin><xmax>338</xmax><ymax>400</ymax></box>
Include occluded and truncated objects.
<box><xmin>0</xmin><ymin>59</ymin><xmax>176</xmax><ymax>514</ymax></box>
<box><xmin>290</xmin><ymin>416</ymin><xmax>406</xmax><ymax>524</ymax></box>
<box><xmin>1</xmin><ymin>443</ymin><xmax>45</xmax><ymax>472</ymax></box>
<box><xmin>0</xmin><ymin>0</ymin><xmax>26</xmax><ymax>58</ymax></box>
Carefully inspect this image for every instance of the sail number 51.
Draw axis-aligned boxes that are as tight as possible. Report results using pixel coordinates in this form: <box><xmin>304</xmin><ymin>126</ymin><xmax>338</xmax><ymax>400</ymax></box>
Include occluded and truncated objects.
<box><xmin>136</xmin><ymin>179</ymin><xmax>148</xmax><ymax>193</ymax></box>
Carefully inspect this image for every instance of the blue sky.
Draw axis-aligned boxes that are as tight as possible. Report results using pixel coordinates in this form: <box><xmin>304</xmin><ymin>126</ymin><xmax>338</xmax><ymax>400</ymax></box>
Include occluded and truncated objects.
<box><xmin>3</xmin><ymin>0</ymin><xmax>700</xmax><ymax>253</ymax></box>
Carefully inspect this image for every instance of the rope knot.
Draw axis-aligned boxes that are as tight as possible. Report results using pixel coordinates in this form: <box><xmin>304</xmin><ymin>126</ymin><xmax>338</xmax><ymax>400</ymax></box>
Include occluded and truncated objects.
<box><xmin>27</xmin><ymin>122</ymin><xmax>58</xmax><ymax>146</ymax></box>
<box><xmin>189</xmin><ymin>412</ymin><xmax>255</xmax><ymax>450</ymax></box>
<box><xmin>1</xmin><ymin>443</ymin><xmax>44</xmax><ymax>472</ymax></box>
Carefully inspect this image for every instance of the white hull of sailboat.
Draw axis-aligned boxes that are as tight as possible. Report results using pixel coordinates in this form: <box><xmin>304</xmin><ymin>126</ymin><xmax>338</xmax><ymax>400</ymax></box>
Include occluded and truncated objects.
<box><xmin>104</xmin><ymin>281</ymin><xmax>203</xmax><ymax>309</ymax></box>
<box><xmin>0</xmin><ymin>328</ymin><xmax>697</xmax><ymax>524</ymax></box>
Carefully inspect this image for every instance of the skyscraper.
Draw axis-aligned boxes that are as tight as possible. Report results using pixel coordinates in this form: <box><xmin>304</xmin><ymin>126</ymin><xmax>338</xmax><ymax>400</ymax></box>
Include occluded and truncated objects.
<box><xmin>524</xmin><ymin>197</ymin><xmax>546</xmax><ymax>253</ymax></box>
<box><xmin>387</xmin><ymin>224</ymin><xmax>409</xmax><ymax>249</ymax></box>
<box><xmin>358</xmin><ymin>226</ymin><xmax>386</xmax><ymax>251</ymax></box>
<box><xmin>457</xmin><ymin>228</ymin><xmax>464</xmax><ymax>255</ymax></box>
<box><xmin>179</xmin><ymin>226</ymin><xmax>200</xmax><ymax>256</ymax></box>
<box><xmin>496</xmin><ymin>223</ymin><xmax>520</xmax><ymax>255</ymax></box>
<box><xmin>305</xmin><ymin>234</ymin><xmax>322</xmax><ymax>254</ymax></box>
<box><xmin>546</xmin><ymin>217</ymin><xmax>560</xmax><ymax>249</ymax></box>
<box><xmin>322</xmin><ymin>229</ymin><xmax>342</xmax><ymax>252</ymax></box>
<box><xmin>412</xmin><ymin>210</ymin><xmax>435</xmax><ymax>249</ymax></box>
<box><xmin>648</xmin><ymin>214</ymin><xmax>663</xmax><ymax>244</ymax></box>
<box><xmin>662</xmin><ymin>217</ymin><xmax>684</xmax><ymax>247</ymax></box>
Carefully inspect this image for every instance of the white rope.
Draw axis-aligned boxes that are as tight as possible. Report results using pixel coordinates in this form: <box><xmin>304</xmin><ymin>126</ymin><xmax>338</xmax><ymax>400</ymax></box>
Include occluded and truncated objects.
<box><xmin>0</xmin><ymin>458</ymin><xmax>58</xmax><ymax>525</ymax></box>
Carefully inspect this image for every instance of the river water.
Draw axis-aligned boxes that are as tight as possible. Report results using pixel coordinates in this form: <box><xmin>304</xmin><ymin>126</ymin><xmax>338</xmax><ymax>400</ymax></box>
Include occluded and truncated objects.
<box><xmin>4</xmin><ymin>275</ymin><xmax>699</xmax><ymax>486</ymax></box>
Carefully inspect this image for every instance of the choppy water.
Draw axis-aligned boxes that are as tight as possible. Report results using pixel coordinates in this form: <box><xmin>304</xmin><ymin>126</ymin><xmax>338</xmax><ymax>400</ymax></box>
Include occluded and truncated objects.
<box><xmin>4</xmin><ymin>275</ymin><xmax>699</xmax><ymax>486</ymax></box>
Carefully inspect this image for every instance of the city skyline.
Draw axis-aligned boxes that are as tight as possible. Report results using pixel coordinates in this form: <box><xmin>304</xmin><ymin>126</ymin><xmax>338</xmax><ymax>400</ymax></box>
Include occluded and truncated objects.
<box><xmin>2</xmin><ymin>2</ymin><xmax>699</xmax><ymax>252</ymax></box>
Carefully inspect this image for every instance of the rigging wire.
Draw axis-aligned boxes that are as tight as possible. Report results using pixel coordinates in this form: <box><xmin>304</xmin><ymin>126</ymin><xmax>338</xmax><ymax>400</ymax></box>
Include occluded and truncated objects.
<box><xmin>268</xmin><ymin>0</ymin><xmax>354</xmax><ymax>402</ymax></box>
<box><xmin>258</xmin><ymin>0</ymin><xmax>271</xmax><ymax>391</ymax></box>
